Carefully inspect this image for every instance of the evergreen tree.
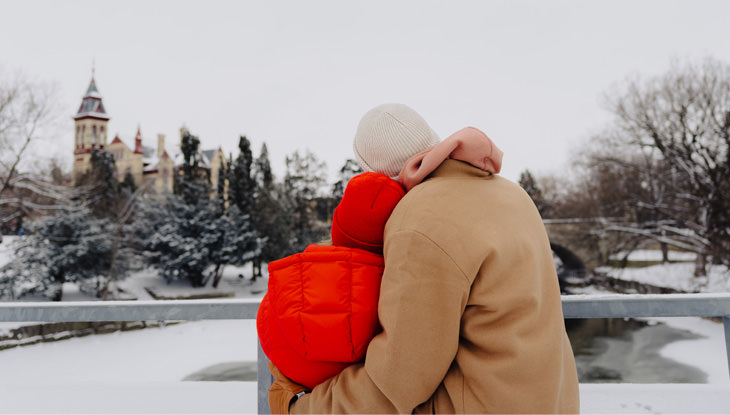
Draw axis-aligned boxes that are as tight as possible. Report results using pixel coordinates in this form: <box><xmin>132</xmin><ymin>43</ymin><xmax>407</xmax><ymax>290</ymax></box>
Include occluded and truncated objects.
<box><xmin>174</xmin><ymin>129</ymin><xmax>210</xmax><ymax>205</ymax></box>
<box><xmin>229</xmin><ymin>135</ymin><xmax>257</xmax><ymax>219</ymax></box>
<box><xmin>141</xmin><ymin>196</ymin><xmax>217</xmax><ymax>287</ymax></box>
<box><xmin>254</xmin><ymin>143</ymin><xmax>274</xmax><ymax>189</ymax></box>
<box><xmin>251</xmin><ymin>143</ymin><xmax>292</xmax><ymax>276</ymax></box>
<box><xmin>217</xmin><ymin>154</ymin><xmax>230</xmax><ymax>204</ymax></box>
<box><xmin>138</xmin><ymin>195</ymin><xmax>260</xmax><ymax>287</ymax></box>
<box><xmin>519</xmin><ymin>169</ymin><xmax>551</xmax><ymax>217</ymax></box>
<box><xmin>142</xmin><ymin>130</ymin><xmax>263</xmax><ymax>287</ymax></box>
<box><xmin>1</xmin><ymin>207</ymin><xmax>118</xmax><ymax>300</ymax></box>
<box><xmin>284</xmin><ymin>149</ymin><xmax>328</xmax><ymax>252</ymax></box>
<box><xmin>76</xmin><ymin>148</ymin><xmax>121</xmax><ymax>218</ymax></box>
<box><xmin>332</xmin><ymin>159</ymin><xmax>363</xmax><ymax>204</ymax></box>
<box><xmin>119</xmin><ymin>170</ymin><xmax>138</xmax><ymax>198</ymax></box>
<box><xmin>216</xmin><ymin>204</ymin><xmax>262</xmax><ymax>285</ymax></box>
<box><xmin>216</xmin><ymin>136</ymin><xmax>262</xmax><ymax>279</ymax></box>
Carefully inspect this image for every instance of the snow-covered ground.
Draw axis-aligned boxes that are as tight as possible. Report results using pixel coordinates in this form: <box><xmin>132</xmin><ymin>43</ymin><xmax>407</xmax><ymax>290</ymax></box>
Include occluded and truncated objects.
<box><xmin>1</xmin><ymin>237</ymin><xmax>730</xmax><ymax>413</ymax></box>
<box><xmin>0</xmin><ymin>316</ymin><xmax>727</xmax><ymax>413</ymax></box>
<box><xmin>608</xmin><ymin>249</ymin><xmax>699</xmax><ymax>262</ymax></box>
<box><xmin>0</xmin><ymin>319</ymin><xmax>259</xmax><ymax>413</ymax></box>
<box><xmin>597</xmin><ymin>250</ymin><xmax>730</xmax><ymax>293</ymax></box>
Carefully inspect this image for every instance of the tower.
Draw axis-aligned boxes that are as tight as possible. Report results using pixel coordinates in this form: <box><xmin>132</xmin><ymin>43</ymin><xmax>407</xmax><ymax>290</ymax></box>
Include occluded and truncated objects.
<box><xmin>72</xmin><ymin>75</ymin><xmax>110</xmax><ymax>182</ymax></box>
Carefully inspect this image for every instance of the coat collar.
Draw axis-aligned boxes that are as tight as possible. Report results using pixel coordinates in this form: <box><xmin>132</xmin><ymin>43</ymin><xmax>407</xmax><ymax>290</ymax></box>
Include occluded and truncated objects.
<box><xmin>423</xmin><ymin>159</ymin><xmax>495</xmax><ymax>184</ymax></box>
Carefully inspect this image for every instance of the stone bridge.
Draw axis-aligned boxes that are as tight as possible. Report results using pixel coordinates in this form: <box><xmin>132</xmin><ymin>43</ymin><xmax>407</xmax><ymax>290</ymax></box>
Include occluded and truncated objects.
<box><xmin>543</xmin><ymin>219</ymin><xmax>606</xmax><ymax>283</ymax></box>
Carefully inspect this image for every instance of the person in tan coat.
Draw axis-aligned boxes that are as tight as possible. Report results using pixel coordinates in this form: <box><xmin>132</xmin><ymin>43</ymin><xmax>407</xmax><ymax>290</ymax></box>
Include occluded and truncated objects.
<box><xmin>268</xmin><ymin>103</ymin><xmax>580</xmax><ymax>414</ymax></box>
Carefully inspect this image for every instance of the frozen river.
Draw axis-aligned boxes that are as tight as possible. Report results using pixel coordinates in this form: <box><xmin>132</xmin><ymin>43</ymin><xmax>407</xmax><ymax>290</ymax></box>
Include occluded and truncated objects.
<box><xmin>0</xmin><ymin>316</ymin><xmax>728</xmax><ymax>413</ymax></box>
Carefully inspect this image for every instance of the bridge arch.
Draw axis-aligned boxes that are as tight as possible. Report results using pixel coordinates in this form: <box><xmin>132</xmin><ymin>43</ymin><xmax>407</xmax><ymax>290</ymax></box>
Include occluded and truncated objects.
<box><xmin>550</xmin><ymin>242</ymin><xmax>586</xmax><ymax>272</ymax></box>
<box><xmin>550</xmin><ymin>242</ymin><xmax>589</xmax><ymax>292</ymax></box>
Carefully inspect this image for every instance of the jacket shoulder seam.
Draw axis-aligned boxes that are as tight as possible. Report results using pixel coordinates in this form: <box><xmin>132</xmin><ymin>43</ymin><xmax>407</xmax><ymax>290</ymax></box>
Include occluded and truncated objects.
<box><xmin>391</xmin><ymin>229</ymin><xmax>471</xmax><ymax>286</ymax></box>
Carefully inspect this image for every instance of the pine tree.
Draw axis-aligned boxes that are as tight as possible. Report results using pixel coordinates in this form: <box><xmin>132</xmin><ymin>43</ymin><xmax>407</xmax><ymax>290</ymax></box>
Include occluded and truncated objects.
<box><xmin>76</xmin><ymin>148</ymin><xmax>121</xmax><ymax>218</ymax></box>
<box><xmin>175</xmin><ymin>129</ymin><xmax>210</xmax><ymax>205</ymax></box>
<box><xmin>138</xmin><ymin>194</ymin><xmax>260</xmax><ymax>288</ymax></box>
<box><xmin>142</xmin><ymin>130</ymin><xmax>263</xmax><ymax>287</ymax></box>
<box><xmin>284</xmin><ymin>149</ymin><xmax>328</xmax><ymax>252</ymax></box>
<box><xmin>214</xmin><ymin>136</ymin><xmax>261</xmax><ymax>279</ymax></box>
<box><xmin>140</xmin><ymin>196</ymin><xmax>216</xmax><ymax>287</ymax></box>
<box><xmin>217</xmin><ymin>154</ymin><xmax>230</xmax><ymax>204</ymax></box>
<box><xmin>251</xmin><ymin>143</ymin><xmax>292</xmax><ymax>276</ymax></box>
<box><xmin>254</xmin><ymin>143</ymin><xmax>273</xmax><ymax>189</ymax></box>
<box><xmin>332</xmin><ymin>159</ymin><xmax>363</xmax><ymax>204</ymax></box>
<box><xmin>1</xmin><ymin>207</ymin><xmax>117</xmax><ymax>300</ymax></box>
<box><xmin>119</xmin><ymin>170</ymin><xmax>137</xmax><ymax>198</ymax></box>
<box><xmin>216</xmin><ymin>204</ymin><xmax>261</xmax><ymax>285</ymax></box>
<box><xmin>229</xmin><ymin>136</ymin><xmax>257</xmax><ymax>218</ymax></box>
<box><xmin>519</xmin><ymin>169</ymin><xmax>551</xmax><ymax>217</ymax></box>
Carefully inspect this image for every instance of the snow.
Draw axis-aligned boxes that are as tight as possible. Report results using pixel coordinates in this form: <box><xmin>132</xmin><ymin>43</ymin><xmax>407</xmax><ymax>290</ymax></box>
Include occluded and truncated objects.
<box><xmin>1</xmin><ymin>381</ymin><xmax>256</xmax><ymax>414</ymax></box>
<box><xmin>2</xmin><ymin>240</ymin><xmax>730</xmax><ymax>413</ymax></box>
<box><xmin>579</xmin><ymin>384</ymin><xmax>730</xmax><ymax>414</ymax></box>
<box><xmin>650</xmin><ymin>317</ymin><xmax>729</xmax><ymax>385</ymax></box>
<box><xmin>596</xmin><ymin>260</ymin><xmax>730</xmax><ymax>292</ymax></box>
<box><xmin>609</xmin><ymin>249</ymin><xmax>698</xmax><ymax>262</ymax></box>
<box><xmin>0</xmin><ymin>320</ymin><xmax>256</xmax><ymax>382</ymax></box>
<box><xmin>0</xmin><ymin>315</ymin><xmax>727</xmax><ymax>414</ymax></box>
<box><xmin>0</xmin><ymin>235</ymin><xmax>16</xmax><ymax>268</ymax></box>
<box><xmin>0</xmin><ymin>316</ymin><xmax>727</xmax><ymax>414</ymax></box>
<box><xmin>0</xmin><ymin>319</ymin><xmax>259</xmax><ymax>413</ymax></box>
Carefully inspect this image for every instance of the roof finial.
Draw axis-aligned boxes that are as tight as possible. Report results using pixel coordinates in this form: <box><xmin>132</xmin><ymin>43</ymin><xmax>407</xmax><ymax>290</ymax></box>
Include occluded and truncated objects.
<box><xmin>91</xmin><ymin>57</ymin><xmax>95</xmax><ymax>80</ymax></box>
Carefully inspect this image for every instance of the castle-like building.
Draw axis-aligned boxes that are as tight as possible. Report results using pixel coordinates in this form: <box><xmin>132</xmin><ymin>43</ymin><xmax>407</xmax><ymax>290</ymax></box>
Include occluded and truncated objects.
<box><xmin>72</xmin><ymin>76</ymin><xmax>226</xmax><ymax>195</ymax></box>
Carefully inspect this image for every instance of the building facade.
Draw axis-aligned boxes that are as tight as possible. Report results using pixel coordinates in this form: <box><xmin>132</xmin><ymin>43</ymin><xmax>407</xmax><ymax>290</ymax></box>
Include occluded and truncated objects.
<box><xmin>72</xmin><ymin>77</ymin><xmax>226</xmax><ymax>196</ymax></box>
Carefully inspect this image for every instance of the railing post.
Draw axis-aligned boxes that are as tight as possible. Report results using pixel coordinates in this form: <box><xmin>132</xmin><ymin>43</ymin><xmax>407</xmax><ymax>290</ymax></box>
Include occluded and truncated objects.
<box><xmin>258</xmin><ymin>339</ymin><xmax>272</xmax><ymax>414</ymax></box>
<box><xmin>724</xmin><ymin>316</ymin><xmax>730</xmax><ymax>381</ymax></box>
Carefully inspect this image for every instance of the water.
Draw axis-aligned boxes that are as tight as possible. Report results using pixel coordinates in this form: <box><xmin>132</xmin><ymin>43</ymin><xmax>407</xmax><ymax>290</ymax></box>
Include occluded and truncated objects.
<box><xmin>185</xmin><ymin>319</ymin><xmax>710</xmax><ymax>384</ymax></box>
<box><xmin>566</xmin><ymin>318</ymin><xmax>707</xmax><ymax>383</ymax></box>
<box><xmin>183</xmin><ymin>361</ymin><xmax>257</xmax><ymax>381</ymax></box>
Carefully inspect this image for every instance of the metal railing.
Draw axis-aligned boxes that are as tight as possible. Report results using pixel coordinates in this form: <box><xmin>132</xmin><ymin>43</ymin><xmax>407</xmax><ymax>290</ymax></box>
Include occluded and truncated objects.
<box><xmin>1</xmin><ymin>293</ymin><xmax>730</xmax><ymax>414</ymax></box>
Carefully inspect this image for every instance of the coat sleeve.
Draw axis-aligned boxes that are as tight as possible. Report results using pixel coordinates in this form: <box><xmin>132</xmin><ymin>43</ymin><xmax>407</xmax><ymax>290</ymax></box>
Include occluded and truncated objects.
<box><xmin>291</xmin><ymin>230</ymin><xmax>471</xmax><ymax>414</ymax></box>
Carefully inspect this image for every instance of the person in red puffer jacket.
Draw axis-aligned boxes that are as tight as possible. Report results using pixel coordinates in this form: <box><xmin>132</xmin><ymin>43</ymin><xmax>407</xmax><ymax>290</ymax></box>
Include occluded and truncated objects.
<box><xmin>257</xmin><ymin>172</ymin><xmax>405</xmax><ymax>390</ymax></box>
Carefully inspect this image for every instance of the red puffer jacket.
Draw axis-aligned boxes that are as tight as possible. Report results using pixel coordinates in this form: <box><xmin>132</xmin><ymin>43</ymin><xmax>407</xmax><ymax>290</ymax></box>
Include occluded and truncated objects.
<box><xmin>257</xmin><ymin>244</ymin><xmax>384</xmax><ymax>389</ymax></box>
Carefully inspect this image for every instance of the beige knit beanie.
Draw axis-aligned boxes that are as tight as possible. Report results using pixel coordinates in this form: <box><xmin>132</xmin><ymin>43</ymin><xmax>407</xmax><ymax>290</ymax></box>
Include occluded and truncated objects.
<box><xmin>353</xmin><ymin>103</ymin><xmax>440</xmax><ymax>178</ymax></box>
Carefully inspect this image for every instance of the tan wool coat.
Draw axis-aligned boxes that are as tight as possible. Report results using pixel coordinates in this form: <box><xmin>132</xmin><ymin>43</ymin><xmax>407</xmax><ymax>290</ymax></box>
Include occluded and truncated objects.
<box><xmin>291</xmin><ymin>160</ymin><xmax>580</xmax><ymax>414</ymax></box>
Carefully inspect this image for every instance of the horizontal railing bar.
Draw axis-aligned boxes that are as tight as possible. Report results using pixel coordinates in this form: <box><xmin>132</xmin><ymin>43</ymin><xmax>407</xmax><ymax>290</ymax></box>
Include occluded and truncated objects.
<box><xmin>0</xmin><ymin>298</ymin><xmax>262</xmax><ymax>322</ymax></box>
<box><xmin>561</xmin><ymin>293</ymin><xmax>730</xmax><ymax>318</ymax></box>
<box><xmin>3</xmin><ymin>294</ymin><xmax>730</xmax><ymax>322</ymax></box>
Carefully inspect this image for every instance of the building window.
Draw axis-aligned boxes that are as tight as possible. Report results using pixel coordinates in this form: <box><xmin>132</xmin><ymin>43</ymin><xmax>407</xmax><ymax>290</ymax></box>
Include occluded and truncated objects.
<box><xmin>92</xmin><ymin>126</ymin><xmax>97</xmax><ymax>146</ymax></box>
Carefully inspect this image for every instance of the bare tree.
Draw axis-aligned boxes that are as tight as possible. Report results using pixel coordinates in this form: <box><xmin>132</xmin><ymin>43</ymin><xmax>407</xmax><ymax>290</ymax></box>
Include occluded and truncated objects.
<box><xmin>596</xmin><ymin>57</ymin><xmax>730</xmax><ymax>276</ymax></box>
<box><xmin>0</xmin><ymin>71</ymin><xmax>81</xmax><ymax>232</ymax></box>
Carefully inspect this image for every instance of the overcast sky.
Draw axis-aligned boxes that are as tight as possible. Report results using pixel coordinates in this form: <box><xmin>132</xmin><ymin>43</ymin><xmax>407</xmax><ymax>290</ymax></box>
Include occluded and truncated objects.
<box><xmin>3</xmin><ymin>0</ymin><xmax>730</xmax><ymax>184</ymax></box>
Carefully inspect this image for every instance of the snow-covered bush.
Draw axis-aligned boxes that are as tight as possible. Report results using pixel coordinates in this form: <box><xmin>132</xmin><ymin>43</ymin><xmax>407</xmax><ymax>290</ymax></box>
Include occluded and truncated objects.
<box><xmin>0</xmin><ymin>207</ymin><xmax>131</xmax><ymax>300</ymax></box>
<box><xmin>137</xmin><ymin>196</ymin><xmax>261</xmax><ymax>288</ymax></box>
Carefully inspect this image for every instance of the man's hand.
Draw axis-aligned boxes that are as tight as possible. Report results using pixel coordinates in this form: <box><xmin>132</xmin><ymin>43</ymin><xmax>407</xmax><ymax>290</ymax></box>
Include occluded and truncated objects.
<box><xmin>268</xmin><ymin>361</ymin><xmax>309</xmax><ymax>414</ymax></box>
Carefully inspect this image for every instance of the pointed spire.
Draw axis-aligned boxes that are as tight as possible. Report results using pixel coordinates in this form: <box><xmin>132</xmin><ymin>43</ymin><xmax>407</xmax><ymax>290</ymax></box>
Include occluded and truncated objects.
<box><xmin>84</xmin><ymin>76</ymin><xmax>102</xmax><ymax>99</ymax></box>
<box><xmin>134</xmin><ymin>124</ymin><xmax>144</xmax><ymax>154</ymax></box>
<box><xmin>74</xmin><ymin>71</ymin><xmax>109</xmax><ymax>120</ymax></box>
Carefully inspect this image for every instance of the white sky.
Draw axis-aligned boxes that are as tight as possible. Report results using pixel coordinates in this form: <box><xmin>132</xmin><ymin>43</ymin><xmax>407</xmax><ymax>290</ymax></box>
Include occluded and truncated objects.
<box><xmin>3</xmin><ymin>0</ymin><xmax>730</xmax><ymax>184</ymax></box>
